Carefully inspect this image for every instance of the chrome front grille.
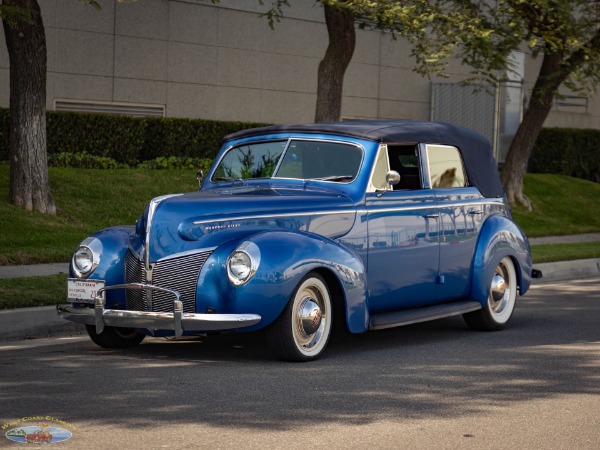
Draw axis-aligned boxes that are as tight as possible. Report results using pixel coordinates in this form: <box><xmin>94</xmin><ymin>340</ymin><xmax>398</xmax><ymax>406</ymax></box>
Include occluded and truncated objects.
<box><xmin>124</xmin><ymin>250</ymin><xmax>211</xmax><ymax>313</ymax></box>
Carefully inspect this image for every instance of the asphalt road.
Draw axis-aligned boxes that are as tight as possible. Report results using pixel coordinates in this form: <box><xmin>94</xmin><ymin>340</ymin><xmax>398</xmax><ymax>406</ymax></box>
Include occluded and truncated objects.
<box><xmin>1</xmin><ymin>278</ymin><xmax>599</xmax><ymax>449</ymax></box>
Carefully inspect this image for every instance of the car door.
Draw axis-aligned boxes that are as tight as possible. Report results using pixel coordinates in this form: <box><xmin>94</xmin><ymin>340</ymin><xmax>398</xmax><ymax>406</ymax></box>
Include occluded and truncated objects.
<box><xmin>365</xmin><ymin>144</ymin><xmax>440</xmax><ymax>313</ymax></box>
<box><xmin>426</xmin><ymin>144</ymin><xmax>484</xmax><ymax>301</ymax></box>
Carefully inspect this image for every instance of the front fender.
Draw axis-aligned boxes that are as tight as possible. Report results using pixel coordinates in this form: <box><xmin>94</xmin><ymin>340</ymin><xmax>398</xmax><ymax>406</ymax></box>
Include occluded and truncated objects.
<box><xmin>69</xmin><ymin>226</ymin><xmax>135</xmax><ymax>308</ymax></box>
<box><xmin>197</xmin><ymin>230</ymin><xmax>368</xmax><ymax>333</ymax></box>
<box><xmin>471</xmin><ymin>215</ymin><xmax>532</xmax><ymax>305</ymax></box>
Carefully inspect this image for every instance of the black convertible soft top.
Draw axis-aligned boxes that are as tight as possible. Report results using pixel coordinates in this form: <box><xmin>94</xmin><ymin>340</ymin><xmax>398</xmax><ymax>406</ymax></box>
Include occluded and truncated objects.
<box><xmin>225</xmin><ymin>120</ymin><xmax>505</xmax><ymax>198</ymax></box>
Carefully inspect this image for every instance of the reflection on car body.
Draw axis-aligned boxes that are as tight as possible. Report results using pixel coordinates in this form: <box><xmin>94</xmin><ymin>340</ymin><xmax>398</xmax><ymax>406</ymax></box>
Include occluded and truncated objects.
<box><xmin>59</xmin><ymin>120</ymin><xmax>541</xmax><ymax>361</ymax></box>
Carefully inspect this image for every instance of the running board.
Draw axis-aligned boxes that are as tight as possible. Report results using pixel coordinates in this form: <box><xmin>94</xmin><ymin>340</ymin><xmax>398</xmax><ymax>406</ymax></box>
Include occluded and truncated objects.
<box><xmin>369</xmin><ymin>300</ymin><xmax>482</xmax><ymax>331</ymax></box>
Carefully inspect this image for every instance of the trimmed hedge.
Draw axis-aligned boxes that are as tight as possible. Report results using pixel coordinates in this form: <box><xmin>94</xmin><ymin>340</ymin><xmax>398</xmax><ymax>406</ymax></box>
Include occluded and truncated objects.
<box><xmin>3</xmin><ymin>110</ymin><xmax>596</xmax><ymax>183</ymax></box>
<box><xmin>530</xmin><ymin>128</ymin><xmax>600</xmax><ymax>183</ymax></box>
<box><xmin>0</xmin><ymin>108</ymin><xmax>267</xmax><ymax>164</ymax></box>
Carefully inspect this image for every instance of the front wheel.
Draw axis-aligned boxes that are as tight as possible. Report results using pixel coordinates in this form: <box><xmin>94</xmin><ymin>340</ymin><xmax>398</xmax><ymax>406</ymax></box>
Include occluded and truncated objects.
<box><xmin>85</xmin><ymin>325</ymin><xmax>145</xmax><ymax>348</ymax></box>
<box><xmin>464</xmin><ymin>256</ymin><xmax>518</xmax><ymax>331</ymax></box>
<box><xmin>266</xmin><ymin>272</ymin><xmax>332</xmax><ymax>362</ymax></box>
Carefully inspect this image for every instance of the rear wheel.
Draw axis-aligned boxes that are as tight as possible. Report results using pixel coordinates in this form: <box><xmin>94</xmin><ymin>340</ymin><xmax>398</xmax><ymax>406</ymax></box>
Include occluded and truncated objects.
<box><xmin>464</xmin><ymin>257</ymin><xmax>517</xmax><ymax>331</ymax></box>
<box><xmin>85</xmin><ymin>325</ymin><xmax>145</xmax><ymax>348</ymax></box>
<box><xmin>266</xmin><ymin>272</ymin><xmax>332</xmax><ymax>362</ymax></box>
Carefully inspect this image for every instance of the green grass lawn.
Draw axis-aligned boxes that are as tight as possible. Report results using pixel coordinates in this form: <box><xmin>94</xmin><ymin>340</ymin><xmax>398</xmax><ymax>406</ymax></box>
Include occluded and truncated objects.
<box><xmin>0</xmin><ymin>165</ymin><xmax>197</xmax><ymax>265</ymax></box>
<box><xmin>531</xmin><ymin>242</ymin><xmax>600</xmax><ymax>263</ymax></box>
<box><xmin>0</xmin><ymin>274</ymin><xmax>67</xmax><ymax>310</ymax></box>
<box><xmin>511</xmin><ymin>174</ymin><xmax>600</xmax><ymax>237</ymax></box>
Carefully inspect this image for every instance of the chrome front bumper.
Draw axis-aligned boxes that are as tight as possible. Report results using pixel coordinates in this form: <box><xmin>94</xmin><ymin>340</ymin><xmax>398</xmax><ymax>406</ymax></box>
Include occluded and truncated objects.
<box><xmin>57</xmin><ymin>282</ymin><xmax>261</xmax><ymax>337</ymax></box>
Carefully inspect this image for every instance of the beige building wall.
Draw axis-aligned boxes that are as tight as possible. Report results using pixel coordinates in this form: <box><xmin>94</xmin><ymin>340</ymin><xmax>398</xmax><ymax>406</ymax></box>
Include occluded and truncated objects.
<box><xmin>0</xmin><ymin>0</ymin><xmax>598</xmax><ymax>129</ymax></box>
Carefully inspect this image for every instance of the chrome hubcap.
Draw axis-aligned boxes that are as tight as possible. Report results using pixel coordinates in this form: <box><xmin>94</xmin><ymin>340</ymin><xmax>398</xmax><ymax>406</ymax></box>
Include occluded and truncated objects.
<box><xmin>489</xmin><ymin>262</ymin><xmax>510</xmax><ymax>314</ymax></box>
<box><xmin>490</xmin><ymin>274</ymin><xmax>506</xmax><ymax>303</ymax></box>
<box><xmin>293</xmin><ymin>284</ymin><xmax>327</xmax><ymax>351</ymax></box>
<box><xmin>299</xmin><ymin>297</ymin><xmax>322</xmax><ymax>336</ymax></box>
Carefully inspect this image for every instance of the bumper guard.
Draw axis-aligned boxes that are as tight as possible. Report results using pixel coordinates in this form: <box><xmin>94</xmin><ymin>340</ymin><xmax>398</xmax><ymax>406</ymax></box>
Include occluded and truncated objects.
<box><xmin>57</xmin><ymin>282</ymin><xmax>261</xmax><ymax>337</ymax></box>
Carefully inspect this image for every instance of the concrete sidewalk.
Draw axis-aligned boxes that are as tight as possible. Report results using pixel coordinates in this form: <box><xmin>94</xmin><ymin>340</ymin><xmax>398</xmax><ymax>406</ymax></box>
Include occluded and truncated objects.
<box><xmin>0</xmin><ymin>262</ymin><xmax>69</xmax><ymax>279</ymax></box>
<box><xmin>1</xmin><ymin>234</ymin><xmax>599</xmax><ymax>342</ymax></box>
<box><xmin>529</xmin><ymin>233</ymin><xmax>600</xmax><ymax>246</ymax></box>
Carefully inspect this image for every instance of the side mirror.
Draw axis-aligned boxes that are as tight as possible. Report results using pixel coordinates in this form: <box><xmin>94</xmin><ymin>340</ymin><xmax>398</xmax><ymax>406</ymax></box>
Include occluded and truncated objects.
<box><xmin>196</xmin><ymin>169</ymin><xmax>204</xmax><ymax>191</ymax></box>
<box><xmin>376</xmin><ymin>171</ymin><xmax>400</xmax><ymax>197</ymax></box>
<box><xmin>386</xmin><ymin>170</ymin><xmax>401</xmax><ymax>187</ymax></box>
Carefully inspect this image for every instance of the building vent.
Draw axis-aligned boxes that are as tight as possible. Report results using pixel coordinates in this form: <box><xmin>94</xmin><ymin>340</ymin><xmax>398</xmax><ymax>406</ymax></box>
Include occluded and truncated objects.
<box><xmin>54</xmin><ymin>99</ymin><xmax>165</xmax><ymax>117</ymax></box>
<box><xmin>552</xmin><ymin>95</ymin><xmax>588</xmax><ymax>113</ymax></box>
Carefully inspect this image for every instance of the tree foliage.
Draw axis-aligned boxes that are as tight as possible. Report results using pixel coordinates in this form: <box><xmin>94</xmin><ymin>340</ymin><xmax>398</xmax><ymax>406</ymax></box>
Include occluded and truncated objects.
<box><xmin>266</xmin><ymin>0</ymin><xmax>600</xmax><ymax>208</ymax></box>
<box><xmin>461</xmin><ymin>1</ymin><xmax>600</xmax><ymax>208</ymax></box>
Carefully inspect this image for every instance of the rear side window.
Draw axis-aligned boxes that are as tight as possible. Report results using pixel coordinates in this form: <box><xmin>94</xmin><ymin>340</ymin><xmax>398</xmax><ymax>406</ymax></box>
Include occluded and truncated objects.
<box><xmin>427</xmin><ymin>145</ymin><xmax>466</xmax><ymax>188</ymax></box>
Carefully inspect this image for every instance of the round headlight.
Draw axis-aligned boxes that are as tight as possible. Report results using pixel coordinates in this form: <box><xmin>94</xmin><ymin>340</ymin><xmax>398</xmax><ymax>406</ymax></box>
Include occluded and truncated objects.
<box><xmin>74</xmin><ymin>247</ymin><xmax>94</xmax><ymax>274</ymax></box>
<box><xmin>227</xmin><ymin>241</ymin><xmax>260</xmax><ymax>286</ymax></box>
<box><xmin>71</xmin><ymin>237</ymin><xmax>102</xmax><ymax>278</ymax></box>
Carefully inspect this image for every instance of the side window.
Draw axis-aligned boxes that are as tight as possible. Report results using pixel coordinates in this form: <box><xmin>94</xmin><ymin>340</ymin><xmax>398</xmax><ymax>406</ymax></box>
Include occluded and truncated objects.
<box><xmin>388</xmin><ymin>145</ymin><xmax>422</xmax><ymax>190</ymax></box>
<box><xmin>368</xmin><ymin>145</ymin><xmax>390</xmax><ymax>191</ymax></box>
<box><xmin>427</xmin><ymin>145</ymin><xmax>466</xmax><ymax>188</ymax></box>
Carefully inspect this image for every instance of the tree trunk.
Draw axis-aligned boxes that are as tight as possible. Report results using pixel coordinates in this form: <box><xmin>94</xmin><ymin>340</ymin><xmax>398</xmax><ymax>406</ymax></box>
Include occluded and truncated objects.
<box><xmin>500</xmin><ymin>51</ymin><xmax>566</xmax><ymax>210</ymax></box>
<box><xmin>315</xmin><ymin>4</ymin><xmax>356</xmax><ymax>123</ymax></box>
<box><xmin>2</xmin><ymin>0</ymin><xmax>56</xmax><ymax>214</ymax></box>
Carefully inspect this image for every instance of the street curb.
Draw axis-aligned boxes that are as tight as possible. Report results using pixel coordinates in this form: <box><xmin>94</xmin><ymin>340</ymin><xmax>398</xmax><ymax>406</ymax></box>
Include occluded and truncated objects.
<box><xmin>0</xmin><ymin>306</ymin><xmax>85</xmax><ymax>342</ymax></box>
<box><xmin>0</xmin><ymin>258</ymin><xmax>598</xmax><ymax>343</ymax></box>
<box><xmin>532</xmin><ymin>258</ymin><xmax>600</xmax><ymax>283</ymax></box>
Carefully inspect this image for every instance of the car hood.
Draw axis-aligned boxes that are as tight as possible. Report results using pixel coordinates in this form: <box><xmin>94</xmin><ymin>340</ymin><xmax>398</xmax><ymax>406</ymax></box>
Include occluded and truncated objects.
<box><xmin>134</xmin><ymin>185</ymin><xmax>357</xmax><ymax>262</ymax></box>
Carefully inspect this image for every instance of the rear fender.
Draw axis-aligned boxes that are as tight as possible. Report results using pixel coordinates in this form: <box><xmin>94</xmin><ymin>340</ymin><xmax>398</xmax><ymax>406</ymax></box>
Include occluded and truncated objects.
<box><xmin>471</xmin><ymin>215</ymin><xmax>532</xmax><ymax>305</ymax></box>
<box><xmin>197</xmin><ymin>230</ymin><xmax>368</xmax><ymax>333</ymax></box>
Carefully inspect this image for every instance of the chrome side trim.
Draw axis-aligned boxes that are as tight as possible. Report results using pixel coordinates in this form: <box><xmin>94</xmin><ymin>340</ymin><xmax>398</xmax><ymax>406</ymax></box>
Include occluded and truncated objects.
<box><xmin>437</xmin><ymin>199</ymin><xmax>505</xmax><ymax>209</ymax></box>
<box><xmin>366</xmin><ymin>199</ymin><xmax>505</xmax><ymax>215</ymax></box>
<box><xmin>191</xmin><ymin>199</ymin><xmax>503</xmax><ymax>226</ymax></box>
<box><xmin>193</xmin><ymin>209</ymin><xmax>356</xmax><ymax>225</ymax></box>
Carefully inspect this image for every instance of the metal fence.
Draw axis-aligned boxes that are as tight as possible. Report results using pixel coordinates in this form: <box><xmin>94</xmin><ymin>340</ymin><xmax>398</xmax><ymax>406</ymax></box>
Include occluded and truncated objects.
<box><xmin>430</xmin><ymin>82</ymin><xmax>499</xmax><ymax>160</ymax></box>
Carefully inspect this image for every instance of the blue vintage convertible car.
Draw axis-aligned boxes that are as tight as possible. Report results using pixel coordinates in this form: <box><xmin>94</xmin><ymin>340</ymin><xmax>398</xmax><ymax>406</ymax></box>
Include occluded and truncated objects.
<box><xmin>58</xmin><ymin>120</ymin><xmax>540</xmax><ymax>361</ymax></box>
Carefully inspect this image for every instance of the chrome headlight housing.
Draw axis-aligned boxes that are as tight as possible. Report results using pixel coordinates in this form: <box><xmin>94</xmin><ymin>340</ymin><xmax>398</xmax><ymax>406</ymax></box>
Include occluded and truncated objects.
<box><xmin>227</xmin><ymin>241</ymin><xmax>260</xmax><ymax>286</ymax></box>
<box><xmin>71</xmin><ymin>237</ymin><xmax>102</xmax><ymax>278</ymax></box>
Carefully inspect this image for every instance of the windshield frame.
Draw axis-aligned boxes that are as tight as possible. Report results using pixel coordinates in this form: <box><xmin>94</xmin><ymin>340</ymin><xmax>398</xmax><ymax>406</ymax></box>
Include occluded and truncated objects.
<box><xmin>210</xmin><ymin>138</ymin><xmax>365</xmax><ymax>185</ymax></box>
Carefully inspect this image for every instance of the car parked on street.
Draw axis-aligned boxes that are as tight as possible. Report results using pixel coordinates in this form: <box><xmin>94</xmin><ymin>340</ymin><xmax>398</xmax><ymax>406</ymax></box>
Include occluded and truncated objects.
<box><xmin>58</xmin><ymin>120</ymin><xmax>540</xmax><ymax>361</ymax></box>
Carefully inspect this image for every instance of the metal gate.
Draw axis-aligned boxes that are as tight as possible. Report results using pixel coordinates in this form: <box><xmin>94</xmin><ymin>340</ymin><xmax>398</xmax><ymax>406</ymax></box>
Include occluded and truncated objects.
<box><xmin>430</xmin><ymin>82</ymin><xmax>499</xmax><ymax>160</ymax></box>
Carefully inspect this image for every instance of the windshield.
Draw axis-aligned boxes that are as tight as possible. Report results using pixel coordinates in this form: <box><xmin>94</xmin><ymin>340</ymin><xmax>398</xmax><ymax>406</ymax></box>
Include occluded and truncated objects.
<box><xmin>212</xmin><ymin>139</ymin><xmax>362</xmax><ymax>183</ymax></box>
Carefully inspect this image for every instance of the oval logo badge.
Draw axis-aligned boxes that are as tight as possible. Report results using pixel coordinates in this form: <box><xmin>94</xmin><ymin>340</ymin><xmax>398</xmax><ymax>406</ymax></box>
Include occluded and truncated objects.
<box><xmin>5</xmin><ymin>424</ymin><xmax>73</xmax><ymax>444</ymax></box>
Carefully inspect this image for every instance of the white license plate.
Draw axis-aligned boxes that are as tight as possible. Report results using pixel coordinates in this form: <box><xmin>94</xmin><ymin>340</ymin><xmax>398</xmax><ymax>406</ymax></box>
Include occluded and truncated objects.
<box><xmin>67</xmin><ymin>279</ymin><xmax>105</xmax><ymax>304</ymax></box>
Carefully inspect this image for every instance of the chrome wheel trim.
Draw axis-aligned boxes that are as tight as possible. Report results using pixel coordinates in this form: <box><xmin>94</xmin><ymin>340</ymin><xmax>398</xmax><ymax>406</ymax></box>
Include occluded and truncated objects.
<box><xmin>488</xmin><ymin>257</ymin><xmax>517</xmax><ymax>324</ymax></box>
<box><xmin>292</xmin><ymin>277</ymin><xmax>331</xmax><ymax>356</ymax></box>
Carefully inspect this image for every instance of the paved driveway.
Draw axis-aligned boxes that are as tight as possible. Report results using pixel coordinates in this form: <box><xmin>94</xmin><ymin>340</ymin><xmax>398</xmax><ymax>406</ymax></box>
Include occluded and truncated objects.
<box><xmin>1</xmin><ymin>278</ymin><xmax>599</xmax><ymax>448</ymax></box>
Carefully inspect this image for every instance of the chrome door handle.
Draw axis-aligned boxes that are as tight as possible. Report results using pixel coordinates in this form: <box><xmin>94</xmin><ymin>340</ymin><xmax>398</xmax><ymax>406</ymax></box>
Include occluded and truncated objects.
<box><xmin>468</xmin><ymin>209</ymin><xmax>483</xmax><ymax>216</ymax></box>
<box><xmin>424</xmin><ymin>214</ymin><xmax>439</xmax><ymax>219</ymax></box>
